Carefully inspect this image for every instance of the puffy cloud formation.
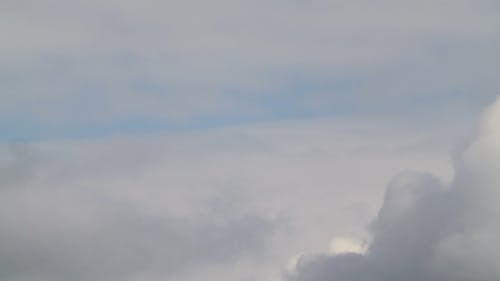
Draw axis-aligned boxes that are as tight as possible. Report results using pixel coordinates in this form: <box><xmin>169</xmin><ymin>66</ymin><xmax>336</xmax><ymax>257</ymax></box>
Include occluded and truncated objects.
<box><xmin>286</xmin><ymin>97</ymin><xmax>500</xmax><ymax>281</ymax></box>
<box><xmin>0</xmin><ymin>143</ymin><xmax>276</xmax><ymax>281</ymax></box>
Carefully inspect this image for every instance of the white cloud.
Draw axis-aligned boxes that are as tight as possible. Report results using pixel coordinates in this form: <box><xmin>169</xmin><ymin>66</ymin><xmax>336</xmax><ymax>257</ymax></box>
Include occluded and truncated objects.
<box><xmin>329</xmin><ymin>237</ymin><xmax>367</xmax><ymax>255</ymax></box>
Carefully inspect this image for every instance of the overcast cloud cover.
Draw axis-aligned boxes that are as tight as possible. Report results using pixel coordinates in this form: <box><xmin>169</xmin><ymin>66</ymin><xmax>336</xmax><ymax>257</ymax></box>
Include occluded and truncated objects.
<box><xmin>1</xmin><ymin>0</ymin><xmax>500</xmax><ymax>280</ymax></box>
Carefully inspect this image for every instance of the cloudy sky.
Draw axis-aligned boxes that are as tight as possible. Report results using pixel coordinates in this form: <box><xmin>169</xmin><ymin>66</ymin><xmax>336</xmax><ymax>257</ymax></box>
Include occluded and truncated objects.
<box><xmin>1</xmin><ymin>0</ymin><xmax>500</xmax><ymax>280</ymax></box>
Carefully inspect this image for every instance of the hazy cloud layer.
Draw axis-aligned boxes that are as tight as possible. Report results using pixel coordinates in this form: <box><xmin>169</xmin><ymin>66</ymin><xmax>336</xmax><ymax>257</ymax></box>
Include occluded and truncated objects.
<box><xmin>286</xmin><ymin>97</ymin><xmax>500</xmax><ymax>281</ymax></box>
<box><xmin>1</xmin><ymin>0</ymin><xmax>499</xmax><ymax>135</ymax></box>
<box><xmin>0</xmin><ymin>143</ymin><xmax>276</xmax><ymax>281</ymax></box>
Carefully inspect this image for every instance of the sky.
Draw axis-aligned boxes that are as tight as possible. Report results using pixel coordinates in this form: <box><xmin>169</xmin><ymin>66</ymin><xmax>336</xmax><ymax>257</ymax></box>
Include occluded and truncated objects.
<box><xmin>1</xmin><ymin>0</ymin><xmax>500</xmax><ymax>280</ymax></box>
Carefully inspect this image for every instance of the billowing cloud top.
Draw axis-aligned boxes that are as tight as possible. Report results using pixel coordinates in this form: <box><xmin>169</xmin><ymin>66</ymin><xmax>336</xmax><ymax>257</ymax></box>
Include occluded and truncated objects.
<box><xmin>286</xmin><ymin>97</ymin><xmax>500</xmax><ymax>281</ymax></box>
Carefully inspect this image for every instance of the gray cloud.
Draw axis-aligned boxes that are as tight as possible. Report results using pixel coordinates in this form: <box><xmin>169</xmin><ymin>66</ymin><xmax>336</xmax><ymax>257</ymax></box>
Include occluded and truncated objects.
<box><xmin>286</xmin><ymin>97</ymin><xmax>500</xmax><ymax>281</ymax></box>
<box><xmin>0</xmin><ymin>142</ymin><xmax>38</xmax><ymax>189</ymax></box>
<box><xmin>0</xmin><ymin>144</ymin><xmax>277</xmax><ymax>281</ymax></box>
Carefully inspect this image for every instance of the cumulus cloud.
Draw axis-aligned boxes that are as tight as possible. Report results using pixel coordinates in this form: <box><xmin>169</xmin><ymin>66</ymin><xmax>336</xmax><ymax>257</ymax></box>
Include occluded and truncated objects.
<box><xmin>286</xmin><ymin>97</ymin><xmax>500</xmax><ymax>281</ymax></box>
<box><xmin>0</xmin><ymin>143</ymin><xmax>276</xmax><ymax>281</ymax></box>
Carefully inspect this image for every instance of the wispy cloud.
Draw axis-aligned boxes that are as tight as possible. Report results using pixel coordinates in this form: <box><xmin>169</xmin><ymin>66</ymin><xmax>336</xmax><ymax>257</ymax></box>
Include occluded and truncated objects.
<box><xmin>1</xmin><ymin>0</ymin><xmax>499</xmax><ymax>138</ymax></box>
